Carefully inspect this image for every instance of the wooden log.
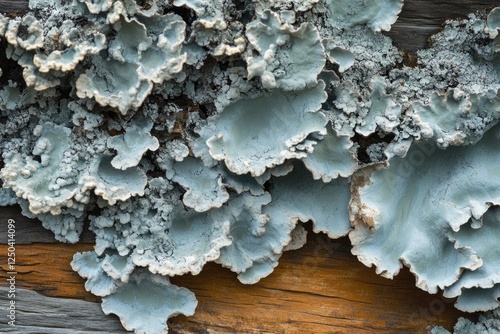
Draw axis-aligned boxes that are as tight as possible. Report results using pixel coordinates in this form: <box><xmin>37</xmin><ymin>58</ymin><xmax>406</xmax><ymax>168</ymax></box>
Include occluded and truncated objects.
<box><xmin>0</xmin><ymin>287</ymin><xmax>128</xmax><ymax>333</ymax></box>
<box><xmin>0</xmin><ymin>243</ymin><xmax>96</xmax><ymax>300</ymax></box>
<box><xmin>386</xmin><ymin>0</ymin><xmax>498</xmax><ymax>52</ymax></box>
<box><xmin>0</xmin><ymin>205</ymin><xmax>95</xmax><ymax>244</ymax></box>
<box><xmin>0</xmin><ymin>212</ymin><xmax>476</xmax><ymax>332</ymax></box>
<box><xmin>169</xmin><ymin>233</ymin><xmax>476</xmax><ymax>333</ymax></box>
<box><xmin>0</xmin><ymin>1</ymin><xmax>28</xmax><ymax>15</ymax></box>
<box><xmin>0</xmin><ymin>234</ymin><xmax>476</xmax><ymax>333</ymax></box>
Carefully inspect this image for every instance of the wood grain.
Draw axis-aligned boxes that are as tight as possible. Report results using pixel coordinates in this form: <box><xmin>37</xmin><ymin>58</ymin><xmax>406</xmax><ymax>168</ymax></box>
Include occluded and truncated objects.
<box><xmin>386</xmin><ymin>0</ymin><xmax>498</xmax><ymax>52</ymax></box>
<box><xmin>170</xmin><ymin>232</ymin><xmax>475</xmax><ymax>333</ymax></box>
<box><xmin>0</xmin><ymin>243</ymin><xmax>96</xmax><ymax>300</ymax></box>
<box><xmin>0</xmin><ymin>1</ymin><xmax>28</xmax><ymax>15</ymax></box>
<box><xmin>0</xmin><ymin>232</ymin><xmax>476</xmax><ymax>333</ymax></box>
<box><xmin>0</xmin><ymin>205</ymin><xmax>95</xmax><ymax>244</ymax></box>
<box><xmin>0</xmin><ymin>287</ymin><xmax>127</xmax><ymax>333</ymax></box>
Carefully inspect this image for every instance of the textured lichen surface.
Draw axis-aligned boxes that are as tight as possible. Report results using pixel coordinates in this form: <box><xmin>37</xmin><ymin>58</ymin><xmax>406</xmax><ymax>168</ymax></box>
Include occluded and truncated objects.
<box><xmin>1</xmin><ymin>1</ymin><xmax>500</xmax><ymax>333</ymax></box>
<box><xmin>430</xmin><ymin>307</ymin><xmax>500</xmax><ymax>334</ymax></box>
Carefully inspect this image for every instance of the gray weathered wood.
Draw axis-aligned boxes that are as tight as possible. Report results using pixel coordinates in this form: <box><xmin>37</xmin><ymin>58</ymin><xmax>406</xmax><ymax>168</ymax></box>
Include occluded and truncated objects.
<box><xmin>0</xmin><ymin>286</ymin><xmax>128</xmax><ymax>333</ymax></box>
<box><xmin>0</xmin><ymin>1</ymin><xmax>28</xmax><ymax>14</ymax></box>
<box><xmin>386</xmin><ymin>0</ymin><xmax>498</xmax><ymax>52</ymax></box>
<box><xmin>0</xmin><ymin>206</ymin><xmax>95</xmax><ymax>244</ymax></box>
<box><xmin>0</xmin><ymin>206</ymin><xmax>58</xmax><ymax>244</ymax></box>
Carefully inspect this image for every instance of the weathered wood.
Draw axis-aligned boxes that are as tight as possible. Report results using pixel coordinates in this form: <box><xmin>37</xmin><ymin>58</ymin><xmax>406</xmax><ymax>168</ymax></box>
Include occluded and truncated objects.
<box><xmin>0</xmin><ymin>1</ymin><xmax>28</xmax><ymax>15</ymax></box>
<box><xmin>386</xmin><ymin>0</ymin><xmax>498</xmax><ymax>52</ymax></box>
<box><xmin>0</xmin><ymin>206</ymin><xmax>64</xmax><ymax>244</ymax></box>
<box><xmin>0</xmin><ymin>243</ymin><xmax>96</xmax><ymax>300</ymax></box>
<box><xmin>0</xmin><ymin>205</ymin><xmax>95</xmax><ymax>244</ymax></box>
<box><xmin>169</xmin><ymin>233</ymin><xmax>475</xmax><ymax>333</ymax></box>
<box><xmin>0</xmin><ymin>235</ymin><xmax>475</xmax><ymax>333</ymax></box>
<box><xmin>0</xmin><ymin>287</ymin><xmax>128</xmax><ymax>333</ymax></box>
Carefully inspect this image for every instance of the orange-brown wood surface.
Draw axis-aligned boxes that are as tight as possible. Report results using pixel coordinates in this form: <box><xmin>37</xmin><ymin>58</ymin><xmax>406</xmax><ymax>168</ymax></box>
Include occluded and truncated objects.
<box><xmin>0</xmin><ymin>230</ymin><xmax>475</xmax><ymax>333</ymax></box>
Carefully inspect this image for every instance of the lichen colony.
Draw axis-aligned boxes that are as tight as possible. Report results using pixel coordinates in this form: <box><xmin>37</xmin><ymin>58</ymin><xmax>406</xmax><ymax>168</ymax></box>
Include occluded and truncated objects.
<box><xmin>1</xmin><ymin>0</ymin><xmax>500</xmax><ymax>332</ymax></box>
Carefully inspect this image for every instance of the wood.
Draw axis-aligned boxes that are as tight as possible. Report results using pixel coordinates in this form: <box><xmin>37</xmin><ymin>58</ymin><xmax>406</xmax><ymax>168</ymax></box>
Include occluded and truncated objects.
<box><xmin>0</xmin><ymin>205</ymin><xmax>95</xmax><ymax>244</ymax></box>
<box><xmin>0</xmin><ymin>205</ymin><xmax>81</xmax><ymax>244</ymax></box>
<box><xmin>0</xmin><ymin>243</ymin><xmax>96</xmax><ymax>301</ymax></box>
<box><xmin>386</xmin><ymin>0</ymin><xmax>498</xmax><ymax>52</ymax></box>
<box><xmin>0</xmin><ymin>1</ymin><xmax>28</xmax><ymax>15</ymax></box>
<box><xmin>169</xmin><ymin>234</ymin><xmax>475</xmax><ymax>333</ymax></box>
<box><xmin>0</xmin><ymin>234</ymin><xmax>476</xmax><ymax>333</ymax></box>
<box><xmin>0</xmin><ymin>287</ymin><xmax>128</xmax><ymax>333</ymax></box>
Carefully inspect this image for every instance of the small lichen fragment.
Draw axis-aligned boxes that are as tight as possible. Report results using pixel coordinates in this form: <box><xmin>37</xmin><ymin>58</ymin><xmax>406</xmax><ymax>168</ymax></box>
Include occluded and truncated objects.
<box><xmin>101</xmin><ymin>271</ymin><xmax>197</xmax><ymax>334</ymax></box>
<box><xmin>1</xmin><ymin>123</ymin><xmax>76</xmax><ymax>215</ymax></box>
<box><xmin>486</xmin><ymin>7</ymin><xmax>500</xmax><ymax>39</ymax></box>
<box><xmin>413</xmin><ymin>89</ymin><xmax>500</xmax><ymax>148</ymax></box>
<box><xmin>171</xmin><ymin>157</ymin><xmax>230</xmax><ymax>212</ymax></box>
<box><xmin>266</xmin><ymin>161</ymin><xmax>352</xmax><ymax>240</ymax></box>
<box><xmin>71</xmin><ymin>251</ymin><xmax>118</xmax><ymax>297</ymax></box>
<box><xmin>76</xmin><ymin>13</ymin><xmax>187</xmax><ymax>114</ymax></box>
<box><xmin>444</xmin><ymin>206</ymin><xmax>500</xmax><ymax>312</ymax></box>
<box><xmin>302</xmin><ymin>123</ymin><xmax>358</xmax><ymax>182</ymax></box>
<box><xmin>87</xmin><ymin>155</ymin><xmax>148</xmax><ymax>205</ymax></box>
<box><xmin>107</xmin><ymin>118</ymin><xmax>160</xmax><ymax>170</ymax></box>
<box><xmin>429</xmin><ymin>308</ymin><xmax>500</xmax><ymax>334</ymax></box>
<box><xmin>246</xmin><ymin>10</ymin><xmax>326</xmax><ymax>90</ymax></box>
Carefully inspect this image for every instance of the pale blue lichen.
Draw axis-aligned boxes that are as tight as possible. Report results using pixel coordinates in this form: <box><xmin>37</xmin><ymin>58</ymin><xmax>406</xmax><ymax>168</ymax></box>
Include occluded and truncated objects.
<box><xmin>171</xmin><ymin>156</ymin><xmax>230</xmax><ymax>212</ymax></box>
<box><xmin>71</xmin><ymin>251</ymin><xmax>119</xmax><ymax>296</ymax></box>
<box><xmin>76</xmin><ymin>13</ymin><xmax>187</xmax><ymax>114</ymax></box>
<box><xmin>350</xmin><ymin>125</ymin><xmax>500</xmax><ymax>294</ymax></box>
<box><xmin>429</xmin><ymin>308</ymin><xmax>500</xmax><ymax>334</ymax></box>
<box><xmin>197</xmin><ymin>82</ymin><xmax>328</xmax><ymax>177</ymax></box>
<box><xmin>1</xmin><ymin>2</ymin><xmax>500</xmax><ymax>334</ymax></box>
<box><xmin>444</xmin><ymin>206</ymin><xmax>500</xmax><ymax>312</ymax></box>
<box><xmin>302</xmin><ymin>123</ymin><xmax>357</xmax><ymax>182</ymax></box>
<box><xmin>107</xmin><ymin>118</ymin><xmax>160</xmax><ymax>170</ymax></box>
<box><xmin>246</xmin><ymin>10</ymin><xmax>326</xmax><ymax>90</ymax></box>
<box><xmin>325</xmin><ymin>0</ymin><xmax>404</xmax><ymax>32</ymax></box>
<box><xmin>101</xmin><ymin>271</ymin><xmax>197</xmax><ymax>334</ymax></box>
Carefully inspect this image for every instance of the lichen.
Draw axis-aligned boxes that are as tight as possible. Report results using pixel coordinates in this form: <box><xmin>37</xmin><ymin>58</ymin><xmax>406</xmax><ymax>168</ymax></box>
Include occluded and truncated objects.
<box><xmin>349</xmin><ymin>125</ymin><xmax>500</xmax><ymax>293</ymax></box>
<box><xmin>245</xmin><ymin>10</ymin><xmax>326</xmax><ymax>90</ymax></box>
<box><xmin>325</xmin><ymin>0</ymin><xmax>404</xmax><ymax>32</ymax></box>
<box><xmin>429</xmin><ymin>308</ymin><xmax>500</xmax><ymax>334</ymax></box>
<box><xmin>101</xmin><ymin>271</ymin><xmax>197</xmax><ymax>334</ymax></box>
<box><xmin>196</xmin><ymin>82</ymin><xmax>328</xmax><ymax>177</ymax></box>
<box><xmin>1</xmin><ymin>1</ymin><xmax>500</xmax><ymax>333</ymax></box>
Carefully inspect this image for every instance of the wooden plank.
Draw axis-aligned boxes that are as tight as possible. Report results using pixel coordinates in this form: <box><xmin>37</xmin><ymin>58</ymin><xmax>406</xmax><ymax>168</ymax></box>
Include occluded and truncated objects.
<box><xmin>0</xmin><ymin>243</ymin><xmax>96</xmax><ymax>300</ymax></box>
<box><xmin>0</xmin><ymin>206</ymin><xmax>66</xmax><ymax>244</ymax></box>
<box><xmin>0</xmin><ymin>1</ymin><xmax>28</xmax><ymax>15</ymax></box>
<box><xmin>169</xmin><ymin>233</ymin><xmax>475</xmax><ymax>333</ymax></box>
<box><xmin>0</xmin><ymin>205</ymin><xmax>95</xmax><ymax>244</ymax></box>
<box><xmin>0</xmin><ymin>287</ymin><xmax>128</xmax><ymax>333</ymax></box>
<box><xmin>0</xmin><ymin>235</ymin><xmax>476</xmax><ymax>333</ymax></box>
<box><xmin>386</xmin><ymin>0</ymin><xmax>498</xmax><ymax>52</ymax></box>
